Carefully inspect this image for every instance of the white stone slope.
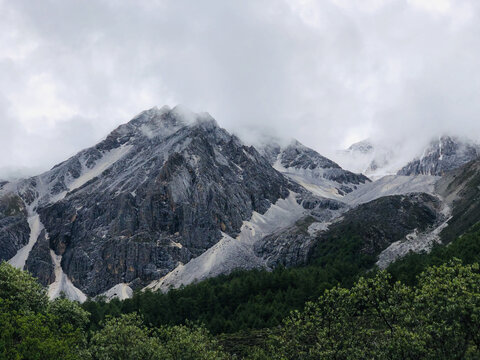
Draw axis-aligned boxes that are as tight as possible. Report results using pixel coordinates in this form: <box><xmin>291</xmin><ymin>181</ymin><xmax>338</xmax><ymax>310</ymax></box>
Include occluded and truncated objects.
<box><xmin>147</xmin><ymin>191</ymin><xmax>307</xmax><ymax>292</ymax></box>
<box><xmin>8</xmin><ymin>212</ymin><xmax>43</xmax><ymax>270</ymax></box>
<box><xmin>99</xmin><ymin>283</ymin><xmax>134</xmax><ymax>302</ymax></box>
<box><xmin>48</xmin><ymin>250</ymin><xmax>87</xmax><ymax>302</ymax></box>
<box><xmin>273</xmin><ymin>158</ymin><xmax>346</xmax><ymax>200</ymax></box>
<box><xmin>342</xmin><ymin>174</ymin><xmax>439</xmax><ymax>206</ymax></box>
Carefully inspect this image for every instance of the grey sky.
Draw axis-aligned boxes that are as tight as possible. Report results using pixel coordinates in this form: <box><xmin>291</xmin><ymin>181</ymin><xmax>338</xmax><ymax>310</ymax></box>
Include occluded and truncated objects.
<box><xmin>1</xmin><ymin>0</ymin><xmax>479</xmax><ymax>178</ymax></box>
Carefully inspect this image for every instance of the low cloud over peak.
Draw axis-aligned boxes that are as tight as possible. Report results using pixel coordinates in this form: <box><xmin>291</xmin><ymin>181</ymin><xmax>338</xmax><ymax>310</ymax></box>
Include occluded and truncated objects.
<box><xmin>1</xmin><ymin>0</ymin><xmax>480</xmax><ymax>179</ymax></box>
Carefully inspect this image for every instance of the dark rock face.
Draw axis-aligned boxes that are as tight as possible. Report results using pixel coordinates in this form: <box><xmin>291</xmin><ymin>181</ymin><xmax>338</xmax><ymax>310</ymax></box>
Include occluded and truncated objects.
<box><xmin>279</xmin><ymin>140</ymin><xmax>341</xmax><ymax>171</ymax></box>
<box><xmin>255</xmin><ymin>198</ymin><xmax>347</xmax><ymax>267</ymax></box>
<box><xmin>25</xmin><ymin>230</ymin><xmax>55</xmax><ymax>286</ymax></box>
<box><xmin>0</xmin><ymin>194</ymin><xmax>29</xmax><ymax>261</ymax></box>
<box><xmin>256</xmin><ymin>222</ymin><xmax>316</xmax><ymax>268</ymax></box>
<box><xmin>309</xmin><ymin>193</ymin><xmax>442</xmax><ymax>262</ymax></box>
<box><xmin>398</xmin><ymin>136</ymin><xmax>480</xmax><ymax>176</ymax></box>
<box><xmin>14</xmin><ymin>107</ymin><xmax>291</xmax><ymax>295</ymax></box>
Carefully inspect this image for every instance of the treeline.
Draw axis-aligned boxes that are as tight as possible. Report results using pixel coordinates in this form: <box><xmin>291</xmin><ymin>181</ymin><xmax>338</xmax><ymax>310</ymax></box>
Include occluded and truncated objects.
<box><xmin>84</xmin><ymin>264</ymin><xmax>362</xmax><ymax>335</ymax></box>
<box><xmin>83</xmin><ymin>222</ymin><xmax>480</xmax><ymax>335</ymax></box>
<box><xmin>1</xmin><ymin>259</ymin><xmax>479</xmax><ymax>359</ymax></box>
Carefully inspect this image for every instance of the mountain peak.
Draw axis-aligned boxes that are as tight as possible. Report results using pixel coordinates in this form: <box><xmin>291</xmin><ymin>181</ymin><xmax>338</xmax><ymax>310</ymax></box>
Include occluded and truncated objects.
<box><xmin>398</xmin><ymin>135</ymin><xmax>480</xmax><ymax>176</ymax></box>
<box><xmin>105</xmin><ymin>105</ymin><xmax>220</xmax><ymax>145</ymax></box>
<box><xmin>347</xmin><ymin>139</ymin><xmax>374</xmax><ymax>154</ymax></box>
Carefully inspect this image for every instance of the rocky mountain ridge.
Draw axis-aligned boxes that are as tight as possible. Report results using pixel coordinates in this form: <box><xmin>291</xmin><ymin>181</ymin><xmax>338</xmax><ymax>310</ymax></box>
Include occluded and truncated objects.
<box><xmin>398</xmin><ymin>135</ymin><xmax>480</xmax><ymax>176</ymax></box>
<box><xmin>0</xmin><ymin>106</ymin><xmax>368</xmax><ymax>299</ymax></box>
<box><xmin>1</xmin><ymin>106</ymin><xmax>475</xmax><ymax>301</ymax></box>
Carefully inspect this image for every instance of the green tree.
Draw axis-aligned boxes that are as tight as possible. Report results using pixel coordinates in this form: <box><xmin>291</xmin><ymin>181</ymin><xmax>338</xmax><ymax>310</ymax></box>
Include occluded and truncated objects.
<box><xmin>155</xmin><ymin>323</ymin><xmax>230</xmax><ymax>360</ymax></box>
<box><xmin>49</xmin><ymin>296</ymin><xmax>91</xmax><ymax>330</ymax></box>
<box><xmin>0</xmin><ymin>263</ymin><xmax>89</xmax><ymax>360</ymax></box>
<box><xmin>0</xmin><ymin>300</ymin><xmax>89</xmax><ymax>360</ymax></box>
<box><xmin>0</xmin><ymin>261</ymin><xmax>47</xmax><ymax>313</ymax></box>
<box><xmin>90</xmin><ymin>313</ymin><xmax>161</xmax><ymax>360</ymax></box>
<box><xmin>258</xmin><ymin>262</ymin><xmax>480</xmax><ymax>360</ymax></box>
<box><xmin>413</xmin><ymin>260</ymin><xmax>480</xmax><ymax>359</ymax></box>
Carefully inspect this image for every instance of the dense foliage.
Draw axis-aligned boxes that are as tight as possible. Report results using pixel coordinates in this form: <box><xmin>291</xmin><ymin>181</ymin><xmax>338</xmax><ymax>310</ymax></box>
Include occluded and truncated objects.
<box><xmin>0</xmin><ymin>262</ymin><xmax>89</xmax><ymax>359</ymax></box>
<box><xmin>1</xmin><ymin>259</ymin><xmax>479</xmax><ymax>359</ymax></box>
<box><xmin>253</xmin><ymin>260</ymin><xmax>480</xmax><ymax>359</ymax></box>
<box><xmin>0</xmin><ymin>262</ymin><xmax>229</xmax><ymax>360</ymax></box>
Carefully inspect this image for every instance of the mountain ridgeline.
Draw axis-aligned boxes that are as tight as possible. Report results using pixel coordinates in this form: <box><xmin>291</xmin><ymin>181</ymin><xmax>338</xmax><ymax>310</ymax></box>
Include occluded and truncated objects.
<box><xmin>0</xmin><ymin>106</ymin><xmax>479</xmax><ymax>304</ymax></box>
<box><xmin>0</xmin><ymin>106</ymin><xmax>369</xmax><ymax>298</ymax></box>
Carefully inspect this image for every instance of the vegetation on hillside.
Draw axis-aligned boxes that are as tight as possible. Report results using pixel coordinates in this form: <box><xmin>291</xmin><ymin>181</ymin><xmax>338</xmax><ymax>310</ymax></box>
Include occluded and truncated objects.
<box><xmin>0</xmin><ymin>262</ymin><xmax>229</xmax><ymax>360</ymax></box>
<box><xmin>1</xmin><ymin>258</ymin><xmax>479</xmax><ymax>359</ymax></box>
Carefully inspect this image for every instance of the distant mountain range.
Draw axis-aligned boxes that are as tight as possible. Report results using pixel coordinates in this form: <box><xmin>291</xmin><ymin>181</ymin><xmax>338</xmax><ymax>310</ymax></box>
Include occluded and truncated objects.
<box><xmin>1</xmin><ymin>106</ymin><xmax>479</xmax><ymax>301</ymax></box>
<box><xmin>337</xmin><ymin>135</ymin><xmax>480</xmax><ymax>178</ymax></box>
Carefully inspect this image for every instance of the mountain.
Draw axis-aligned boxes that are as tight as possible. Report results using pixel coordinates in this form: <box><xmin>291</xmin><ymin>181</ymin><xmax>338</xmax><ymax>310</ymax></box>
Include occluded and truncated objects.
<box><xmin>1</xmin><ymin>106</ymin><xmax>298</xmax><ymax>297</ymax></box>
<box><xmin>435</xmin><ymin>156</ymin><xmax>480</xmax><ymax>242</ymax></box>
<box><xmin>347</xmin><ymin>139</ymin><xmax>374</xmax><ymax>154</ymax></box>
<box><xmin>1</xmin><ymin>106</ymin><xmax>372</xmax><ymax>299</ymax></box>
<box><xmin>260</xmin><ymin>140</ymin><xmax>370</xmax><ymax>198</ymax></box>
<box><xmin>3</xmin><ymin>106</ymin><xmax>476</xmax><ymax>302</ymax></box>
<box><xmin>397</xmin><ymin>135</ymin><xmax>480</xmax><ymax>176</ymax></box>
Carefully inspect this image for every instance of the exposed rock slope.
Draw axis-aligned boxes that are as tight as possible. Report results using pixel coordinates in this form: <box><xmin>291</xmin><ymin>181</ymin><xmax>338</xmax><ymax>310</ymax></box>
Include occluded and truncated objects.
<box><xmin>2</xmin><ymin>106</ymin><xmax>294</xmax><ymax>296</ymax></box>
<box><xmin>309</xmin><ymin>193</ymin><xmax>443</xmax><ymax>267</ymax></box>
<box><xmin>260</xmin><ymin>140</ymin><xmax>370</xmax><ymax>199</ymax></box>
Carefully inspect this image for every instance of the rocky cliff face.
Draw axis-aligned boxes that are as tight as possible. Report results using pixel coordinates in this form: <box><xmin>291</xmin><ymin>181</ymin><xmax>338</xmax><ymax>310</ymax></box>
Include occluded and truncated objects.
<box><xmin>2</xmin><ymin>106</ymin><xmax>296</xmax><ymax>296</ymax></box>
<box><xmin>398</xmin><ymin>136</ymin><xmax>480</xmax><ymax>176</ymax></box>
<box><xmin>0</xmin><ymin>194</ymin><xmax>29</xmax><ymax>261</ymax></box>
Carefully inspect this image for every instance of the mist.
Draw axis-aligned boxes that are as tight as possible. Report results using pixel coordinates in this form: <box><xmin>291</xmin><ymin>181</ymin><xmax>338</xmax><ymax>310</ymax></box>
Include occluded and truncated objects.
<box><xmin>1</xmin><ymin>0</ymin><xmax>480</xmax><ymax>179</ymax></box>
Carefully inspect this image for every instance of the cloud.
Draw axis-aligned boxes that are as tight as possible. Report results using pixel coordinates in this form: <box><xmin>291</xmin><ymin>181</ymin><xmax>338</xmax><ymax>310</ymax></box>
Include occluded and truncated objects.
<box><xmin>1</xmin><ymin>0</ymin><xmax>480</xmax><ymax>178</ymax></box>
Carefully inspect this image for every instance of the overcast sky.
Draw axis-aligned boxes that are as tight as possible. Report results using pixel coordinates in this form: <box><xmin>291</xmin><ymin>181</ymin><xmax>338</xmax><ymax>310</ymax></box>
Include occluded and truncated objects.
<box><xmin>1</xmin><ymin>0</ymin><xmax>480</xmax><ymax>178</ymax></box>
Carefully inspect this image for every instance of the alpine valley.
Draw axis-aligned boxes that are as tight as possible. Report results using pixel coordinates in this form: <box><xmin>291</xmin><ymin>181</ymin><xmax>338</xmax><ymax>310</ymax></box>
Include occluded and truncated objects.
<box><xmin>1</xmin><ymin>105</ymin><xmax>479</xmax><ymax>305</ymax></box>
